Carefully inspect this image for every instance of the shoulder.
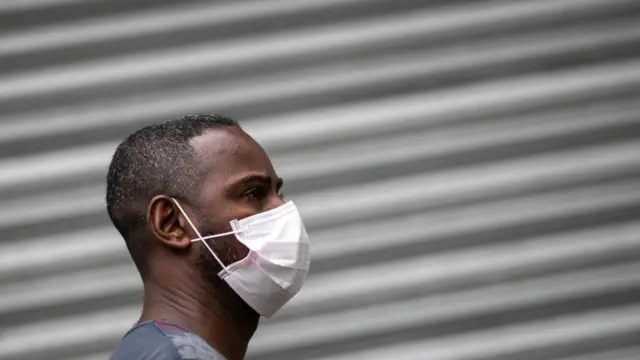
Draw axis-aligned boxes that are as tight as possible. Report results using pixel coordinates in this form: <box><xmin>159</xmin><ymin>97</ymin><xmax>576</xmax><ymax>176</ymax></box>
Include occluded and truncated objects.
<box><xmin>110</xmin><ymin>320</ymin><xmax>226</xmax><ymax>360</ymax></box>
<box><xmin>158</xmin><ymin>321</ymin><xmax>227</xmax><ymax>360</ymax></box>
<box><xmin>110</xmin><ymin>321</ymin><xmax>180</xmax><ymax>360</ymax></box>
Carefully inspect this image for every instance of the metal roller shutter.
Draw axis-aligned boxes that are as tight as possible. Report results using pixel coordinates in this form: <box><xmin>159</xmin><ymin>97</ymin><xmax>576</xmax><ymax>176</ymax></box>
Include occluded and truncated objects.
<box><xmin>0</xmin><ymin>1</ymin><xmax>639</xmax><ymax>359</ymax></box>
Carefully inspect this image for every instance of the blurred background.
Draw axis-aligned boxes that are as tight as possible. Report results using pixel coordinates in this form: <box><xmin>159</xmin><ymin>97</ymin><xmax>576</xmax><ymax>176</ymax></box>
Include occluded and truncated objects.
<box><xmin>1</xmin><ymin>0</ymin><xmax>640</xmax><ymax>359</ymax></box>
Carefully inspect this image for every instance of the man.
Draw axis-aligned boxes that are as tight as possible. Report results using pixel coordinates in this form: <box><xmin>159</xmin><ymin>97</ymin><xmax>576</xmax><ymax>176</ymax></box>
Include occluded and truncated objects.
<box><xmin>106</xmin><ymin>115</ymin><xmax>311</xmax><ymax>360</ymax></box>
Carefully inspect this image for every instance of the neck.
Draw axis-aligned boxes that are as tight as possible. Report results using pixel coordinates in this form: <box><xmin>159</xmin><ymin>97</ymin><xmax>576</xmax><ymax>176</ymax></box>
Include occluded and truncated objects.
<box><xmin>139</xmin><ymin>271</ymin><xmax>259</xmax><ymax>360</ymax></box>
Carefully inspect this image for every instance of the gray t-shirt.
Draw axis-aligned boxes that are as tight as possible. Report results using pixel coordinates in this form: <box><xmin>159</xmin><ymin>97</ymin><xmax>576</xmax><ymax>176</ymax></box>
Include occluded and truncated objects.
<box><xmin>110</xmin><ymin>320</ymin><xmax>226</xmax><ymax>360</ymax></box>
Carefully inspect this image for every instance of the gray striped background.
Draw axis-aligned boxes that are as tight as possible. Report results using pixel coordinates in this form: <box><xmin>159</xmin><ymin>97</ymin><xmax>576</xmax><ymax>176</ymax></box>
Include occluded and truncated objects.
<box><xmin>0</xmin><ymin>0</ymin><xmax>639</xmax><ymax>359</ymax></box>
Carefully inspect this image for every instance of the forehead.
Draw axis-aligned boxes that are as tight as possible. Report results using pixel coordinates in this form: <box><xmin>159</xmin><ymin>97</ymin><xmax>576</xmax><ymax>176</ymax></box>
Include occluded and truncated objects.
<box><xmin>189</xmin><ymin>127</ymin><xmax>276</xmax><ymax>189</ymax></box>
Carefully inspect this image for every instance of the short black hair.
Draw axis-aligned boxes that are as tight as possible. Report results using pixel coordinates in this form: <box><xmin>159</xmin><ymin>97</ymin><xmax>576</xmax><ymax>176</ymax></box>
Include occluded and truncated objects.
<box><xmin>106</xmin><ymin>114</ymin><xmax>240</xmax><ymax>279</ymax></box>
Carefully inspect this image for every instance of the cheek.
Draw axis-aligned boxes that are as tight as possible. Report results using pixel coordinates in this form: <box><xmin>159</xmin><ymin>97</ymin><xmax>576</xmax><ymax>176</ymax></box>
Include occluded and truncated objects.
<box><xmin>199</xmin><ymin>199</ymin><xmax>253</xmax><ymax>263</ymax></box>
<box><xmin>210</xmin><ymin>216</ymin><xmax>255</xmax><ymax>263</ymax></box>
<box><xmin>209</xmin><ymin>235</ymin><xmax>249</xmax><ymax>265</ymax></box>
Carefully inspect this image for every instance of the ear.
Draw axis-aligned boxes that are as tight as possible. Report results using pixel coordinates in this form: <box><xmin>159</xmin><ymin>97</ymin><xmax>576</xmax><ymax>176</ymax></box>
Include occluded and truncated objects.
<box><xmin>147</xmin><ymin>195</ymin><xmax>192</xmax><ymax>250</ymax></box>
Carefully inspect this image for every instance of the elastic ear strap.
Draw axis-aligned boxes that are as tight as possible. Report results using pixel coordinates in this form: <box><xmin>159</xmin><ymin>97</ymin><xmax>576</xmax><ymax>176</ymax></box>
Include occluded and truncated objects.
<box><xmin>198</xmin><ymin>230</ymin><xmax>240</xmax><ymax>241</ymax></box>
<box><xmin>171</xmin><ymin>198</ymin><xmax>229</xmax><ymax>273</ymax></box>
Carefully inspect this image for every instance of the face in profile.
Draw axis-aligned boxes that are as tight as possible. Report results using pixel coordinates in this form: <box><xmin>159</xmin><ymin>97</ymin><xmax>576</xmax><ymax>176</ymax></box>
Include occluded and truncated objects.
<box><xmin>184</xmin><ymin>126</ymin><xmax>286</xmax><ymax>288</ymax></box>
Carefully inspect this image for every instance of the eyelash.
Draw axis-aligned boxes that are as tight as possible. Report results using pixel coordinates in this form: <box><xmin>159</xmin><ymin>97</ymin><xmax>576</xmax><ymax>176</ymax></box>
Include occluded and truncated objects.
<box><xmin>245</xmin><ymin>187</ymin><xmax>285</xmax><ymax>200</ymax></box>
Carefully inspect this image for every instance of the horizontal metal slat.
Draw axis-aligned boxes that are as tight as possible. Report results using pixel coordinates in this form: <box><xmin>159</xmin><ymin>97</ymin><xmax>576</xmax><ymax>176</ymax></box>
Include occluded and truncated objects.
<box><xmin>554</xmin><ymin>346</ymin><xmax>640</xmax><ymax>360</ymax></box>
<box><xmin>0</xmin><ymin>0</ymin><xmax>93</xmax><ymax>12</ymax></box>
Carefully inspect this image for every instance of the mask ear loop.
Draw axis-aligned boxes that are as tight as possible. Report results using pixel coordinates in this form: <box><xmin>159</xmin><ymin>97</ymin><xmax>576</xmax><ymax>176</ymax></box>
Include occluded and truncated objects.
<box><xmin>171</xmin><ymin>198</ymin><xmax>239</xmax><ymax>275</ymax></box>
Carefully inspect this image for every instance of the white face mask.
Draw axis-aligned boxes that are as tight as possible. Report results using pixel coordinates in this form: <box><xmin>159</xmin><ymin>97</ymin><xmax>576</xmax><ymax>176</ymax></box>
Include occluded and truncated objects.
<box><xmin>171</xmin><ymin>199</ymin><xmax>311</xmax><ymax>317</ymax></box>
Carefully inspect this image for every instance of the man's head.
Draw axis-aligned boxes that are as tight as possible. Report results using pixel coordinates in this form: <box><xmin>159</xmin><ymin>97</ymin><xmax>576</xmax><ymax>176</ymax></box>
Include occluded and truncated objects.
<box><xmin>105</xmin><ymin>114</ymin><xmax>285</xmax><ymax>298</ymax></box>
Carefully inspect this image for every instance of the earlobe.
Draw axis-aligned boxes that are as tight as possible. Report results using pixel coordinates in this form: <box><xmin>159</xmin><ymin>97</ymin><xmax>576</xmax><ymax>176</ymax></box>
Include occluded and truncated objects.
<box><xmin>147</xmin><ymin>195</ymin><xmax>191</xmax><ymax>249</ymax></box>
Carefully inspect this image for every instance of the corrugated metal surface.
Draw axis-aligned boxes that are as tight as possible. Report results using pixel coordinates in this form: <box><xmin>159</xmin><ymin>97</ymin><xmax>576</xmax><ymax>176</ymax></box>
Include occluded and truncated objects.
<box><xmin>1</xmin><ymin>0</ymin><xmax>639</xmax><ymax>359</ymax></box>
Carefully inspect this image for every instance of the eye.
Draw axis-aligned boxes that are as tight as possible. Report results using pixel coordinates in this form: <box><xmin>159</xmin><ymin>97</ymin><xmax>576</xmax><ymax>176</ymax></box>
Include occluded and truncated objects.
<box><xmin>244</xmin><ymin>187</ymin><xmax>267</xmax><ymax>200</ymax></box>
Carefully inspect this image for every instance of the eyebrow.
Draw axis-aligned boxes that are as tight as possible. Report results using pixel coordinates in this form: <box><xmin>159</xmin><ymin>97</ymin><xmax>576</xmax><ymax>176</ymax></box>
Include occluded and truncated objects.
<box><xmin>239</xmin><ymin>174</ymin><xmax>284</xmax><ymax>190</ymax></box>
